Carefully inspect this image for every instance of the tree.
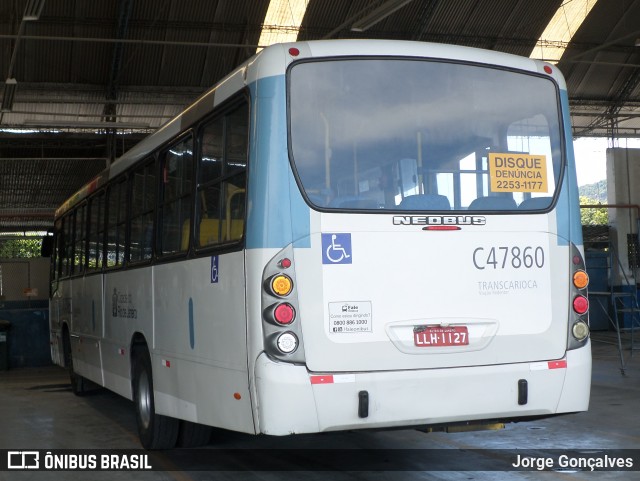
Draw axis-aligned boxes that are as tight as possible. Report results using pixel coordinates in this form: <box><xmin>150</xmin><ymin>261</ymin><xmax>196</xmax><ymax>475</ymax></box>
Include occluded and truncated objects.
<box><xmin>0</xmin><ymin>238</ymin><xmax>43</xmax><ymax>259</ymax></box>
<box><xmin>580</xmin><ymin>196</ymin><xmax>608</xmax><ymax>225</ymax></box>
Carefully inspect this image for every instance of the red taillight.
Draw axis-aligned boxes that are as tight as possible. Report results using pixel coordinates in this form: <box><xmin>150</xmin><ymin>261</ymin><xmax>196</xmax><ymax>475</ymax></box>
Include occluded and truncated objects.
<box><xmin>573</xmin><ymin>295</ymin><xmax>589</xmax><ymax>314</ymax></box>
<box><xmin>421</xmin><ymin>226</ymin><xmax>461</xmax><ymax>231</ymax></box>
<box><xmin>274</xmin><ymin>303</ymin><xmax>295</xmax><ymax>325</ymax></box>
<box><xmin>279</xmin><ymin>258</ymin><xmax>292</xmax><ymax>269</ymax></box>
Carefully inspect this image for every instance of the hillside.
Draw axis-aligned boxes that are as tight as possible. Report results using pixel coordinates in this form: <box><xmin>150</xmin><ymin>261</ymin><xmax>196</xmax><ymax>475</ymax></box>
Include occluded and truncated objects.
<box><xmin>579</xmin><ymin>179</ymin><xmax>607</xmax><ymax>203</ymax></box>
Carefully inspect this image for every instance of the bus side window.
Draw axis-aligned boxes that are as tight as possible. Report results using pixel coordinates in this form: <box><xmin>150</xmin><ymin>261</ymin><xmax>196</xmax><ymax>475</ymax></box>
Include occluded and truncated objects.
<box><xmin>130</xmin><ymin>160</ymin><xmax>156</xmax><ymax>262</ymax></box>
<box><xmin>197</xmin><ymin>98</ymin><xmax>248</xmax><ymax>247</ymax></box>
<box><xmin>221</xmin><ymin>102</ymin><xmax>248</xmax><ymax>242</ymax></box>
<box><xmin>87</xmin><ymin>191</ymin><xmax>106</xmax><ymax>271</ymax></box>
<box><xmin>49</xmin><ymin>223</ymin><xmax>61</xmax><ymax>294</ymax></box>
<box><xmin>222</xmin><ymin>178</ymin><xmax>245</xmax><ymax>242</ymax></box>
<box><xmin>160</xmin><ymin>135</ymin><xmax>193</xmax><ymax>256</ymax></box>
<box><xmin>197</xmin><ymin>116</ymin><xmax>223</xmax><ymax>246</ymax></box>
<box><xmin>106</xmin><ymin>180</ymin><xmax>127</xmax><ymax>267</ymax></box>
<box><xmin>55</xmin><ymin>218</ymin><xmax>66</xmax><ymax>279</ymax></box>
<box><xmin>74</xmin><ymin>204</ymin><xmax>86</xmax><ymax>274</ymax></box>
<box><xmin>62</xmin><ymin>213</ymin><xmax>73</xmax><ymax>278</ymax></box>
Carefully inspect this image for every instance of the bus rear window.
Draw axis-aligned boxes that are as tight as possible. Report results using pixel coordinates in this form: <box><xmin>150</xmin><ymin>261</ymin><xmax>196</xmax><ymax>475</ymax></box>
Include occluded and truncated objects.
<box><xmin>288</xmin><ymin>58</ymin><xmax>563</xmax><ymax>212</ymax></box>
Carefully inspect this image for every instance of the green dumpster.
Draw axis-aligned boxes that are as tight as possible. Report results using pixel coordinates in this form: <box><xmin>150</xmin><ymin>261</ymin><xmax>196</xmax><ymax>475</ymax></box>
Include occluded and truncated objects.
<box><xmin>0</xmin><ymin>320</ymin><xmax>10</xmax><ymax>370</ymax></box>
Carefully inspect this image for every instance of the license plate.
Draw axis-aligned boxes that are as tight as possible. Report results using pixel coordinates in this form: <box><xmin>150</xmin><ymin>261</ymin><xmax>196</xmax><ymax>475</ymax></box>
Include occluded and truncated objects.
<box><xmin>414</xmin><ymin>326</ymin><xmax>469</xmax><ymax>347</ymax></box>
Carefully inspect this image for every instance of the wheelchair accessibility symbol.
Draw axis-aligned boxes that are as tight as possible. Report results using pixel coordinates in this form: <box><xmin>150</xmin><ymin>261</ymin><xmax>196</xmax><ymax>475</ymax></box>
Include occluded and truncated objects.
<box><xmin>210</xmin><ymin>255</ymin><xmax>219</xmax><ymax>283</ymax></box>
<box><xmin>322</xmin><ymin>233</ymin><xmax>352</xmax><ymax>264</ymax></box>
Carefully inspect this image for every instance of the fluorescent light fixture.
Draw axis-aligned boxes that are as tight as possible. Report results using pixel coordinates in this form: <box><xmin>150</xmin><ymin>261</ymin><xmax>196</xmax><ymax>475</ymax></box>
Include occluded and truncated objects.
<box><xmin>351</xmin><ymin>0</ymin><xmax>414</xmax><ymax>32</ymax></box>
<box><xmin>23</xmin><ymin>120</ymin><xmax>150</xmax><ymax>130</ymax></box>
<box><xmin>1</xmin><ymin>79</ymin><xmax>17</xmax><ymax>112</ymax></box>
<box><xmin>23</xmin><ymin>0</ymin><xmax>46</xmax><ymax>20</ymax></box>
<box><xmin>530</xmin><ymin>0</ymin><xmax>598</xmax><ymax>63</ymax></box>
<box><xmin>257</xmin><ymin>0</ymin><xmax>309</xmax><ymax>51</ymax></box>
<box><xmin>0</xmin><ymin>128</ymin><xmax>45</xmax><ymax>134</ymax></box>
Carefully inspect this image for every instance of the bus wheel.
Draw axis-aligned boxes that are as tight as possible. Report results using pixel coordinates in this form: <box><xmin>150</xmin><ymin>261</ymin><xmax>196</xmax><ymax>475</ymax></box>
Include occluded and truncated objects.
<box><xmin>132</xmin><ymin>348</ymin><xmax>178</xmax><ymax>449</ymax></box>
<box><xmin>63</xmin><ymin>330</ymin><xmax>86</xmax><ymax>396</ymax></box>
<box><xmin>177</xmin><ymin>420</ymin><xmax>212</xmax><ymax>448</ymax></box>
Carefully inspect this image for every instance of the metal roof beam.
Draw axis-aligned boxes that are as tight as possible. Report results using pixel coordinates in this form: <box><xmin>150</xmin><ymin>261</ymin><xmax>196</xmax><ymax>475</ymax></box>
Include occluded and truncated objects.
<box><xmin>106</xmin><ymin>0</ymin><xmax>135</xmax><ymax>103</ymax></box>
<box><xmin>0</xmin><ymin>34</ymin><xmax>261</xmax><ymax>49</ymax></box>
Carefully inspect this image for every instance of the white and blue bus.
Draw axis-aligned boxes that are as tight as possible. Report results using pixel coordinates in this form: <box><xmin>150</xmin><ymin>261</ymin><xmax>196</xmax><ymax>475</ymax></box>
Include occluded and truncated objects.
<box><xmin>49</xmin><ymin>40</ymin><xmax>591</xmax><ymax>449</ymax></box>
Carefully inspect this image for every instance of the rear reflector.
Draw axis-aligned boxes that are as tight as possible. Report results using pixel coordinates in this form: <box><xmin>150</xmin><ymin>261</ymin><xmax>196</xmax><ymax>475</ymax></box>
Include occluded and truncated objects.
<box><xmin>310</xmin><ymin>374</ymin><xmax>356</xmax><ymax>384</ymax></box>
<box><xmin>530</xmin><ymin>359</ymin><xmax>567</xmax><ymax>371</ymax></box>
<box><xmin>310</xmin><ymin>375</ymin><xmax>334</xmax><ymax>385</ymax></box>
<box><xmin>548</xmin><ymin>359</ymin><xmax>568</xmax><ymax>369</ymax></box>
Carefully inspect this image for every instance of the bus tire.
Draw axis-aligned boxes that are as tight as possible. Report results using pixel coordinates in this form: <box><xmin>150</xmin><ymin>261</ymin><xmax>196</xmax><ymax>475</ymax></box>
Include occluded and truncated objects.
<box><xmin>132</xmin><ymin>348</ymin><xmax>179</xmax><ymax>450</ymax></box>
<box><xmin>177</xmin><ymin>420</ymin><xmax>212</xmax><ymax>448</ymax></box>
<box><xmin>63</xmin><ymin>329</ymin><xmax>86</xmax><ymax>396</ymax></box>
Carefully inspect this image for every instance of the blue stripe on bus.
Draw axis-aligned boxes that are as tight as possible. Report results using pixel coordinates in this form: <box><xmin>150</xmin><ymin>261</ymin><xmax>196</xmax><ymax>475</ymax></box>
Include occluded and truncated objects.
<box><xmin>246</xmin><ymin>75</ymin><xmax>311</xmax><ymax>249</ymax></box>
<box><xmin>188</xmin><ymin>297</ymin><xmax>195</xmax><ymax>349</ymax></box>
<box><xmin>556</xmin><ymin>90</ymin><xmax>583</xmax><ymax>247</ymax></box>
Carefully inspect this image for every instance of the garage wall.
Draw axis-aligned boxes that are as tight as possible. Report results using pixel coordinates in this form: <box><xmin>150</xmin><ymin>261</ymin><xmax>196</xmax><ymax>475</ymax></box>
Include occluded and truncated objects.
<box><xmin>0</xmin><ymin>257</ymin><xmax>49</xmax><ymax>302</ymax></box>
<box><xmin>606</xmin><ymin>147</ymin><xmax>640</xmax><ymax>285</ymax></box>
<box><xmin>0</xmin><ymin>258</ymin><xmax>51</xmax><ymax>367</ymax></box>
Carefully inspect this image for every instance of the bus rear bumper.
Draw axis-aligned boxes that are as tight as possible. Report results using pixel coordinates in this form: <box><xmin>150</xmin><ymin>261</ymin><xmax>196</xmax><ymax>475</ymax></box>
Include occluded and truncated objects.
<box><xmin>253</xmin><ymin>342</ymin><xmax>591</xmax><ymax>435</ymax></box>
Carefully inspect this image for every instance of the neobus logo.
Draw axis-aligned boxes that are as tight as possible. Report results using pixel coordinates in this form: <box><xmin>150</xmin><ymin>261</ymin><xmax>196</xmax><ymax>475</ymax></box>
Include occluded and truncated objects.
<box><xmin>392</xmin><ymin>215</ymin><xmax>486</xmax><ymax>226</ymax></box>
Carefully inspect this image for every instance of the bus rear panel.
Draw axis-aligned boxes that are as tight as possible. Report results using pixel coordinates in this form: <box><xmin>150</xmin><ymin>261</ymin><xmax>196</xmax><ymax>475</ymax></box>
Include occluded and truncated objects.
<box><xmin>247</xmin><ymin>41</ymin><xmax>590</xmax><ymax>435</ymax></box>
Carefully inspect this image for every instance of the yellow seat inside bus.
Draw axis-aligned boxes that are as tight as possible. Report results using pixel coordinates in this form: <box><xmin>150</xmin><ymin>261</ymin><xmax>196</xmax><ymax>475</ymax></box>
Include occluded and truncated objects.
<box><xmin>181</xmin><ymin>218</ymin><xmax>245</xmax><ymax>249</ymax></box>
<box><xmin>181</xmin><ymin>188</ymin><xmax>245</xmax><ymax>249</ymax></box>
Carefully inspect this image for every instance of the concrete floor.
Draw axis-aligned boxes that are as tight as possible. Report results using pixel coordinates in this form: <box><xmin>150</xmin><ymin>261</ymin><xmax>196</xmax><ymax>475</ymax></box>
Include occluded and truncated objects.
<box><xmin>0</xmin><ymin>331</ymin><xmax>639</xmax><ymax>481</ymax></box>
